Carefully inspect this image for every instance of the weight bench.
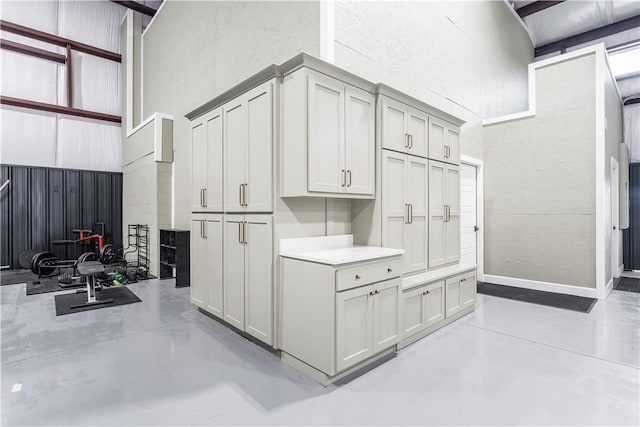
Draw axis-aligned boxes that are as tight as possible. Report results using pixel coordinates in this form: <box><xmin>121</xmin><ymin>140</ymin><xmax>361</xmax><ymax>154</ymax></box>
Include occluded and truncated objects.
<box><xmin>71</xmin><ymin>261</ymin><xmax>113</xmax><ymax>310</ymax></box>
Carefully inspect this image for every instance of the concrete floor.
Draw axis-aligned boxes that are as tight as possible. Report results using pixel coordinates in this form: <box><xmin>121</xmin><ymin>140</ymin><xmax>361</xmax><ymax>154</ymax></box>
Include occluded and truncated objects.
<box><xmin>1</xmin><ymin>279</ymin><xmax>638</xmax><ymax>426</ymax></box>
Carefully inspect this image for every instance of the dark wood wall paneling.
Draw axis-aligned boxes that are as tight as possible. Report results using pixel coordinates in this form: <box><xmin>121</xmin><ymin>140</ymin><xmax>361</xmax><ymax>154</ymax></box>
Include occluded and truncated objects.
<box><xmin>0</xmin><ymin>164</ymin><xmax>123</xmax><ymax>269</ymax></box>
<box><xmin>623</xmin><ymin>163</ymin><xmax>640</xmax><ymax>270</ymax></box>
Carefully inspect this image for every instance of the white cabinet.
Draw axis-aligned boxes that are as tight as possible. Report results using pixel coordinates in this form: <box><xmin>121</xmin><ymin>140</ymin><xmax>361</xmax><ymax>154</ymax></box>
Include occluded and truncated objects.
<box><xmin>336</xmin><ymin>277</ymin><xmax>400</xmax><ymax>372</ymax></box>
<box><xmin>224</xmin><ymin>81</ymin><xmax>273</xmax><ymax>213</ymax></box>
<box><xmin>428</xmin><ymin>160</ymin><xmax>460</xmax><ymax>268</ymax></box>
<box><xmin>282</xmin><ymin>68</ymin><xmax>375</xmax><ymax>198</ymax></box>
<box><xmin>191</xmin><ymin>108</ymin><xmax>223</xmax><ymax>212</ymax></box>
<box><xmin>380</xmin><ymin>96</ymin><xmax>428</xmax><ymax>158</ymax></box>
<box><xmin>445</xmin><ymin>271</ymin><xmax>476</xmax><ymax>318</ymax></box>
<box><xmin>223</xmin><ymin>215</ymin><xmax>273</xmax><ymax>344</ymax></box>
<box><xmin>402</xmin><ymin>280</ymin><xmax>445</xmax><ymax>338</ymax></box>
<box><xmin>190</xmin><ymin>214</ymin><xmax>223</xmax><ymax>318</ymax></box>
<box><xmin>382</xmin><ymin>150</ymin><xmax>428</xmax><ymax>274</ymax></box>
<box><xmin>429</xmin><ymin>117</ymin><xmax>460</xmax><ymax>165</ymax></box>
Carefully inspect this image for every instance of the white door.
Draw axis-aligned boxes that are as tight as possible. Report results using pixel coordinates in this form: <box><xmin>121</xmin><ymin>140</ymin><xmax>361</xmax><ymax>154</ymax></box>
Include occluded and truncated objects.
<box><xmin>223</xmin><ymin>215</ymin><xmax>245</xmax><ymax>330</ymax></box>
<box><xmin>405</xmin><ymin>156</ymin><xmax>428</xmax><ymax>273</ymax></box>
<box><xmin>460</xmin><ymin>163</ymin><xmax>477</xmax><ymax>266</ymax></box>
<box><xmin>380</xmin><ymin>96</ymin><xmax>408</xmax><ymax>153</ymax></box>
<box><xmin>224</xmin><ymin>99</ymin><xmax>247</xmax><ymax>212</ymax></box>
<box><xmin>191</xmin><ymin>121</ymin><xmax>207</xmax><ymax>212</ymax></box>
<box><xmin>428</xmin><ymin>117</ymin><xmax>446</xmax><ymax>163</ymax></box>
<box><xmin>381</xmin><ymin>150</ymin><xmax>407</xmax><ymax>253</ymax></box>
<box><xmin>445</xmin><ymin>276</ymin><xmax>462</xmax><ymax>318</ymax></box>
<box><xmin>344</xmin><ymin>86</ymin><xmax>375</xmax><ymax>195</ymax></box>
<box><xmin>336</xmin><ymin>285</ymin><xmax>373</xmax><ymax>372</ymax></box>
<box><xmin>445</xmin><ymin>165</ymin><xmax>461</xmax><ymax>264</ymax></box>
<box><xmin>402</xmin><ymin>286</ymin><xmax>427</xmax><ymax>338</ymax></box>
<box><xmin>460</xmin><ymin>273</ymin><xmax>476</xmax><ymax>310</ymax></box>
<box><xmin>244</xmin><ymin>215</ymin><xmax>273</xmax><ymax>344</ymax></box>
<box><xmin>424</xmin><ymin>281</ymin><xmax>445</xmax><ymax>328</ymax></box>
<box><xmin>372</xmin><ymin>278</ymin><xmax>401</xmax><ymax>353</ymax></box>
<box><xmin>428</xmin><ymin>161</ymin><xmax>446</xmax><ymax>268</ymax></box>
<box><xmin>611</xmin><ymin>158</ymin><xmax>620</xmax><ymax>277</ymax></box>
<box><xmin>205</xmin><ymin>109</ymin><xmax>223</xmax><ymax>212</ymax></box>
<box><xmin>407</xmin><ymin>107</ymin><xmax>428</xmax><ymax>158</ymax></box>
<box><xmin>190</xmin><ymin>218</ymin><xmax>206</xmax><ymax>308</ymax></box>
<box><xmin>307</xmin><ymin>72</ymin><xmax>345</xmax><ymax>194</ymax></box>
<box><xmin>246</xmin><ymin>82</ymin><xmax>273</xmax><ymax>212</ymax></box>
<box><xmin>205</xmin><ymin>216</ymin><xmax>223</xmax><ymax>318</ymax></box>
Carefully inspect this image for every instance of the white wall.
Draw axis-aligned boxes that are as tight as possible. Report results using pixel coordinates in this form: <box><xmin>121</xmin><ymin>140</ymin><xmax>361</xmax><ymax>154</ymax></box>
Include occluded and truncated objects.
<box><xmin>330</xmin><ymin>0</ymin><xmax>533</xmax><ymax>160</ymax></box>
<box><xmin>0</xmin><ymin>0</ymin><xmax>125</xmax><ymax>172</ymax></box>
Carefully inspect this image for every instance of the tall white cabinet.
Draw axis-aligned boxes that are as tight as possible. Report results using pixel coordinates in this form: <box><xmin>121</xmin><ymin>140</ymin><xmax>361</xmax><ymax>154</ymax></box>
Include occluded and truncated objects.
<box><xmin>190</xmin><ymin>215</ymin><xmax>223</xmax><ymax>318</ymax></box>
<box><xmin>381</xmin><ymin>150</ymin><xmax>428</xmax><ymax>274</ymax></box>
<box><xmin>428</xmin><ymin>160</ymin><xmax>460</xmax><ymax>268</ymax></box>
<box><xmin>191</xmin><ymin>108</ymin><xmax>223</xmax><ymax>212</ymax></box>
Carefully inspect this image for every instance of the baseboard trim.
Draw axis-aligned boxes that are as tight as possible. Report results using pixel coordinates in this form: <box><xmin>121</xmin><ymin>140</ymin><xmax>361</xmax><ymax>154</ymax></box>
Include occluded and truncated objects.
<box><xmin>617</xmin><ymin>264</ymin><xmax>624</xmax><ymax>278</ymax></box>
<box><xmin>482</xmin><ymin>274</ymin><xmax>598</xmax><ymax>299</ymax></box>
<box><xmin>600</xmin><ymin>278</ymin><xmax>614</xmax><ymax>299</ymax></box>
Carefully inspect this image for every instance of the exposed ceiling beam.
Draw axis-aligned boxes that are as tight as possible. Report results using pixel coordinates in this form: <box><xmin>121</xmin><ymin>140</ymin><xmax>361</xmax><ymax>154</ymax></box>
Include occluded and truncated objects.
<box><xmin>535</xmin><ymin>15</ymin><xmax>640</xmax><ymax>57</ymax></box>
<box><xmin>516</xmin><ymin>1</ymin><xmax>565</xmax><ymax>19</ymax></box>
<box><xmin>112</xmin><ymin>1</ymin><xmax>157</xmax><ymax>17</ymax></box>
<box><xmin>1</xmin><ymin>39</ymin><xmax>67</xmax><ymax>63</ymax></box>
<box><xmin>1</xmin><ymin>96</ymin><xmax>121</xmax><ymax>123</ymax></box>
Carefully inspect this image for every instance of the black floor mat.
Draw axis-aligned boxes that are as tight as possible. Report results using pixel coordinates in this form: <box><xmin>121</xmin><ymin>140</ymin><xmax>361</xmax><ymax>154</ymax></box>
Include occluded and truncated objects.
<box><xmin>614</xmin><ymin>276</ymin><xmax>640</xmax><ymax>293</ymax></box>
<box><xmin>26</xmin><ymin>277</ymin><xmax>85</xmax><ymax>295</ymax></box>
<box><xmin>477</xmin><ymin>282</ymin><xmax>597</xmax><ymax>313</ymax></box>
<box><xmin>1</xmin><ymin>269</ymin><xmax>38</xmax><ymax>286</ymax></box>
<box><xmin>54</xmin><ymin>286</ymin><xmax>141</xmax><ymax>316</ymax></box>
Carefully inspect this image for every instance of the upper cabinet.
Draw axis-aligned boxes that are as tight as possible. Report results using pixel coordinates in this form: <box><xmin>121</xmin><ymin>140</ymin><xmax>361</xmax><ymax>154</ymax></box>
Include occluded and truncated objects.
<box><xmin>380</xmin><ymin>96</ymin><xmax>428</xmax><ymax>158</ymax></box>
<box><xmin>224</xmin><ymin>81</ymin><xmax>274</xmax><ymax>213</ymax></box>
<box><xmin>281</xmin><ymin>68</ymin><xmax>375</xmax><ymax>199</ymax></box>
<box><xmin>191</xmin><ymin>108</ymin><xmax>223</xmax><ymax>212</ymax></box>
<box><xmin>428</xmin><ymin>160</ymin><xmax>460</xmax><ymax>268</ymax></box>
<box><xmin>429</xmin><ymin>117</ymin><xmax>460</xmax><ymax>165</ymax></box>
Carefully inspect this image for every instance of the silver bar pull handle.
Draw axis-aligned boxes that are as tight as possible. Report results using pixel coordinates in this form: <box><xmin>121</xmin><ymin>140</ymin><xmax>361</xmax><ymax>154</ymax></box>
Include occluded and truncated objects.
<box><xmin>238</xmin><ymin>222</ymin><xmax>242</xmax><ymax>243</ymax></box>
<box><xmin>243</xmin><ymin>221</ymin><xmax>247</xmax><ymax>244</ymax></box>
<box><xmin>341</xmin><ymin>170</ymin><xmax>346</xmax><ymax>187</ymax></box>
<box><xmin>203</xmin><ymin>188</ymin><xmax>207</xmax><ymax>207</ymax></box>
<box><xmin>239</xmin><ymin>184</ymin><xmax>243</xmax><ymax>206</ymax></box>
<box><xmin>203</xmin><ymin>220</ymin><xmax>207</xmax><ymax>239</ymax></box>
<box><xmin>347</xmin><ymin>170</ymin><xmax>352</xmax><ymax>187</ymax></box>
<box><xmin>242</xmin><ymin>183</ymin><xmax>247</xmax><ymax>207</ymax></box>
<box><xmin>405</xmin><ymin>204</ymin><xmax>409</xmax><ymax>224</ymax></box>
<box><xmin>409</xmin><ymin>203</ymin><xmax>413</xmax><ymax>224</ymax></box>
<box><xmin>408</xmin><ymin>134</ymin><xmax>413</xmax><ymax>149</ymax></box>
<box><xmin>405</xmin><ymin>133</ymin><xmax>410</xmax><ymax>148</ymax></box>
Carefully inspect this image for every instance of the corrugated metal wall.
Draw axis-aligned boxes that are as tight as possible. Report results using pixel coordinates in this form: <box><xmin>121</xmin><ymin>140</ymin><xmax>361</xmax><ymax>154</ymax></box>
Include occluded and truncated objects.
<box><xmin>0</xmin><ymin>164</ymin><xmax>122</xmax><ymax>269</ymax></box>
<box><xmin>623</xmin><ymin>163</ymin><xmax>640</xmax><ymax>270</ymax></box>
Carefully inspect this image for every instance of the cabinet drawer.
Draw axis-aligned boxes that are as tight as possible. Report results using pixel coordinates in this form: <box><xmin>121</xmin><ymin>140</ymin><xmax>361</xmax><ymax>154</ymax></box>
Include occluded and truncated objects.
<box><xmin>336</xmin><ymin>258</ymin><xmax>402</xmax><ymax>291</ymax></box>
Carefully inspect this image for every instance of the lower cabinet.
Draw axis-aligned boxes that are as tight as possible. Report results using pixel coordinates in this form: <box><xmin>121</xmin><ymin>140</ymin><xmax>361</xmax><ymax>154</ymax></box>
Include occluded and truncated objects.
<box><xmin>336</xmin><ymin>278</ymin><xmax>400</xmax><ymax>372</ymax></box>
<box><xmin>445</xmin><ymin>271</ymin><xmax>476</xmax><ymax>318</ymax></box>
<box><xmin>191</xmin><ymin>215</ymin><xmax>223</xmax><ymax>318</ymax></box>
<box><xmin>191</xmin><ymin>214</ymin><xmax>273</xmax><ymax>346</ymax></box>
<box><xmin>402</xmin><ymin>280</ymin><xmax>444</xmax><ymax>338</ymax></box>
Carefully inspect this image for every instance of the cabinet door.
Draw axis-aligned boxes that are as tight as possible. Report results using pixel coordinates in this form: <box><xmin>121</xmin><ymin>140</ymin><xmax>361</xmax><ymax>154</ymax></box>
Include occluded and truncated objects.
<box><xmin>205</xmin><ymin>109</ymin><xmax>223</xmax><ymax>212</ymax></box>
<box><xmin>407</xmin><ymin>107</ymin><xmax>428</xmax><ymax>158</ymax></box>
<box><xmin>445</xmin><ymin>165</ymin><xmax>460</xmax><ymax>264</ymax></box>
<box><xmin>191</xmin><ymin>121</ymin><xmax>207</xmax><ymax>212</ymax></box>
<box><xmin>381</xmin><ymin>150</ymin><xmax>407</xmax><ymax>253</ymax></box>
<box><xmin>190</xmin><ymin>218</ymin><xmax>206</xmax><ymax>308</ymax></box>
<box><xmin>445</xmin><ymin>276</ymin><xmax>462</xmax><ymax>318</ymax></box>
<box><xmin>405</xmin><ymin>156</ymin><xmax>428</xmax><ymax>273</ymax></box>
<box><xmin>205</xmin><ymin>216</ymin><xmax>223</xmax><ymax>318</ymax></box>
<box><xmin>244</xmin><ymin>215</ymin><xmax>273</xmax><ymax>345</ymax></box>
<box><xmin>445</xmin><ymin>127</ymin><xmax>460</xmax><ymax>165</ymax></box>
<box><xmin>336</xmin><ymin>285</ymin><xmax>373</xmax><ymax>372</ymax></box>
<box><xmin>424</xmin><ymin>280</ymin><xmax>445</xmax><ymax>327</ymax></box>
<box><xmin>380</xmin><ymin>96</ymin><xmax>408</xmax><ymax>153</ymax></box>
<box><xmin>345</xmin><ymin>86</ymin><xmax>375</xmax><ymax>195</ymax></box>
<box><xmin>246</xmin><ymin>82</ymin><xmax>273</xmax><ymax>212</ymax></box>
<box><xmin>428</xmin><ymin>117</ymin><xmax>446</xmax><ymax>162</ymax></box>
<box><xmin>460</xmin><ymin>272</ymin><xmax>476</xmax><ymax>310</ymax></box>
<box><xmin>373</xmin><ymin>278</ymin><xmax>401</xmax><ymax>353</ymax></box>
<box><xmin>223</xmin><ymin>215</ymin><xmax>245</xmax><ymax>329</ymax></box>
<box><xmin>308</xmin><ymin>72</ymin><xmax>345</xmax><ymax>194</ymax></box>
<box><xmin>224</xmin><ymin>99</ymin><xmax>247</xmax><ymax>212</ymax></box>
<box><xmin>428</xmin><ymin>161</ymin><xmax>446</xmax><ymax>268</ymax></box>
<box><xmin>402</xmin><ymin>286</ymin><xmax>427</xmax><ymax>338</ymax></box>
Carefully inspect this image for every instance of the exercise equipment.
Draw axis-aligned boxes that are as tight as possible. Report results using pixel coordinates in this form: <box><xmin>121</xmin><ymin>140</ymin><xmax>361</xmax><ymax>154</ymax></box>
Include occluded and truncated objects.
<box><xmin>53</xmin><ymin>223</ymin><xmax>116</xmax><ymax>264</ymax></box>
<box><xmin>71</xmin><ymin>261</ymin><xmax>113</xmax><ymax>310</ymax></box>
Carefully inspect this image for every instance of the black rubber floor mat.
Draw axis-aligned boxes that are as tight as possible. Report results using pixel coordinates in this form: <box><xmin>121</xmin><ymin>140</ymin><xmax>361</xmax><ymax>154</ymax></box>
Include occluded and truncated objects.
<box><xmin>26</xmin><ymin>278</ymin><xmax>85</xmax><ymax>295</ymax></box>
<box><xmin>614</xmin><ymin>276</ymin><xmax>640</xmax><ymax>293</ymax></box>
<box><xmin>54</xmin><ymin>286</ymin><xmax>141</xmax><ymax>316</ymax></box>
<box><xmin>1</xmin><ymin>269</ymin><xmax>38</xmax><ymax>286</ymax></box>
<box><xmin>477</xmin><ymin>282</ymin><xmax>597</xmax><ymax>313</ymax></box>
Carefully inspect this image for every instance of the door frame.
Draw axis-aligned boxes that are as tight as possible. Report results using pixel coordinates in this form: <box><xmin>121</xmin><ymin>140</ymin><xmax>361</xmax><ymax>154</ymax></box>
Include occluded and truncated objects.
<box><xmin>460</xmin><ymin>155</ymin><xmax>484</xmax><ymax>281</ymax></box>
<box><xmin>611</xmin><ymin>157</ymin><xmax>620</xmax><ymax>278</ymax></box>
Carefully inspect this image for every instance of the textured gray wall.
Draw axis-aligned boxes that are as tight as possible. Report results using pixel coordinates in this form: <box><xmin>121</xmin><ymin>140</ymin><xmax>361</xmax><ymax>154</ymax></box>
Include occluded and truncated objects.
<box><xmin>484</xmin><ymin>53</ymin><xmax>597</xmax><ymax>288</ymax></box>
<box><xmin>332</xmin><ymin>0</ymin><xmax>533</xmax><ymax>160</ymax></box>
